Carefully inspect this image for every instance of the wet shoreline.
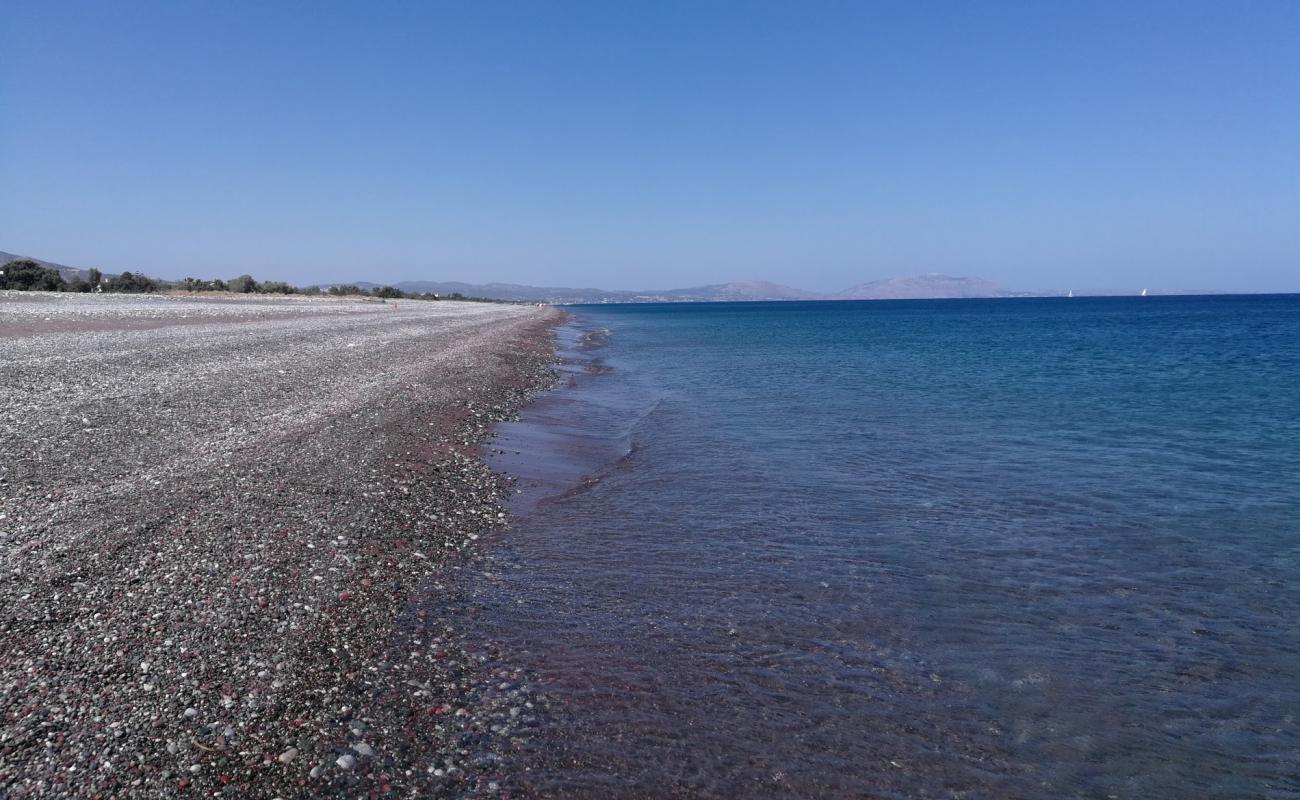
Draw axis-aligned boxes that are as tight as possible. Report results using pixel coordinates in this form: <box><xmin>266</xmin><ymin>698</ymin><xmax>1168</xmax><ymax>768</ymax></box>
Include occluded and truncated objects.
<box><xmin>436</xmin><ymin>297</ymin><xmax>1300</xmax><ymax>798</ymax></box>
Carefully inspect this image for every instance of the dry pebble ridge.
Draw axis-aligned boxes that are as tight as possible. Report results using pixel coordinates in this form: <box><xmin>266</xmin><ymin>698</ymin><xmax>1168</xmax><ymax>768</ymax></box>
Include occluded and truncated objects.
<box><xmin>0</xmin><ymin>293</ymin><xmax>563</xmax><ymax>797</ymax></box>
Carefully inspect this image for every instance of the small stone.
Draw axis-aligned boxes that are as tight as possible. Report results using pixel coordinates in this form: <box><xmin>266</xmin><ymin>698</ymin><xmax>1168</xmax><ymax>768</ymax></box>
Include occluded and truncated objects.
<box><xmin>354</xmin><ymin>741</ymin><xmax>374</xmax><ymax>757</ymax></box>
<box><xmin>183</xmin><ymin>708</ymin><xmax>198</xmax><ymax>719</ymax></box>
<box><xmin>336</xmin><ymin>754</ymin><xmax>356</xmax><ymax>770</ymax></box>
<box><xmin>278</xmin><ymin>747</ymin><xmax>298</xmax><ymax>764</ymax></box>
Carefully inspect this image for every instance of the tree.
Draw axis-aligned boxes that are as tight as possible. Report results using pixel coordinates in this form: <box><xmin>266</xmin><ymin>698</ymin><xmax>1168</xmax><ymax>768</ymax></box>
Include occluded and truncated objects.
<box><xmin>327</xmin><ymin>284</ymin><xmax>368</xmax><ymax>296</ymax></box>
<box><xmin>87</xmin><ymin>268</ymin><xmax>103</xmax><ymax>287</ymax></box>
<box><xmin>104</xmin><ymin>271</ymin><xmax>159</xmax><ymax>293</ymax></box>
<box><xmin>227</xmin><ymin>274</ymin><xmax>259</xmax><ymax>293</ymax></box>
<box><xmin>373</xmin><ymin>286</ymin><xmax>404</xmax><ymax>299</ymax></box>
<box><xmin>0</xmin><ymin>259</ymin><xmax>65</xmax><ymax>291</ymax></box>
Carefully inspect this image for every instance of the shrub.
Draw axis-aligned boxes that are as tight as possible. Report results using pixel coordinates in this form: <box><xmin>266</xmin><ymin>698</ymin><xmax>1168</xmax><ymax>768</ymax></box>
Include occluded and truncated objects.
<box><xmin>0</xmin><ymin>259</ymin><xmax>66</xmax><ymax>291</ymax></box>
<box><xmin>327</xmin><ymin>284</ymin><xmax>368</xmax><ymax>296</ymax></box>
<box><xmin>227</xmin><ymin>274</ymin><xmax>259</xmax><ymax>293</ymax></box>
<box><xmin>103</xmin><ymin>271</ymin><xmax>160</xmax><ymax>293</ymax></box>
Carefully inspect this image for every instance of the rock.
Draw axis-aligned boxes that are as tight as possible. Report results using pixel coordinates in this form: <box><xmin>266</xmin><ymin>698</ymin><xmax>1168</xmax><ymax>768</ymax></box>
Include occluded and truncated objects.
<box><xmin>336</xmin><ymin>754</ymin><xmax>356</xmax><ymax>770</ymax></box>
<box><xmin>278</xmin><ymin>747</ymin><xmax>298</xmax><ymax>764</ymax></box>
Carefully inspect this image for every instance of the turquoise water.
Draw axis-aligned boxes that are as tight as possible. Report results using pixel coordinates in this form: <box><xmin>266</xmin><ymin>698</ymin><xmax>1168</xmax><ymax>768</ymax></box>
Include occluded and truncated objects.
<box><xmin>479</xmin><ymin>296</ymin><xmax>1300</xmax><ymax>798</ymax></box>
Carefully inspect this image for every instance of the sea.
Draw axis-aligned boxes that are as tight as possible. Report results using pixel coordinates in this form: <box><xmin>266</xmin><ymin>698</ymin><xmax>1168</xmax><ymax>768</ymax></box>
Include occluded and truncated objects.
<box><xmin>469</xmin><ymin>295</ymin><xmax>1300</xmax><ymax>798</ymax></box>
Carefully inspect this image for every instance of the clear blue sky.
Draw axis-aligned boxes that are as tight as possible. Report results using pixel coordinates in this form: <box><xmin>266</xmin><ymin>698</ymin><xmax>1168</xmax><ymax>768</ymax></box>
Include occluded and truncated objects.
<box><xmin>3</xmin><ymin>1</ymin><xmax>1297</xmax><ymax>292</ymax></box>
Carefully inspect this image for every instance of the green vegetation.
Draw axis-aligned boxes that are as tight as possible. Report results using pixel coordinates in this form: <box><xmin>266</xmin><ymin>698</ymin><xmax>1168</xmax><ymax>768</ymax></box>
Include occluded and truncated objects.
<box><xmin>103</xmin><ymin>271</ymin><xmax>160</xmax><ymax>293</ymax></box>
<box><xmin>227</xmin><ymin>274</ymin><xmax>258</xmax><ymax>293</ymax></box>
<box><xmin>1</xmin><ymin>258</ymin><xmax>506</xmax><ymax>302</ymax></box>
<box><xmin>0</xmin><ymin>259</ymin><xmax>65</xmax><ymax>291</ymax></box>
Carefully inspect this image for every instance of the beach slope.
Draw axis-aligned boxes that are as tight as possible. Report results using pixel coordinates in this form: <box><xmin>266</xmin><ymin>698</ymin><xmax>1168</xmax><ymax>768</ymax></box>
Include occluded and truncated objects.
<box><xmin>0</xmin><ymin>293</ymin><xmax>560</xmax><ymax>797</ymax></box>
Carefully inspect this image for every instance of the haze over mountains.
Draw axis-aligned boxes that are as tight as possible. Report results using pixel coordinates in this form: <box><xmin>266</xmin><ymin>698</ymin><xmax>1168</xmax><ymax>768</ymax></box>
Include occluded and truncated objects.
<box><xmin>374</xmin><ymin>274</ymin><xmax>1018</xmax><ymax>303</ymax></box>
<box><xmin>5</xmin><ymin>247</ymin><xmax>1193</xmax><ymax>301</ymax></box>
<box><xmin>2</xmin><ymin>249</ymin><xmax>1020</xmax><ymax>302</ymax></box>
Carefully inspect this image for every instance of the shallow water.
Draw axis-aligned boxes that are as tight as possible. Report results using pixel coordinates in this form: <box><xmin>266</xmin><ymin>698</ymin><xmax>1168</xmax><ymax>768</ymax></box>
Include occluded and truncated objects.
<box><xmin>475</xmin><ymin>296</ymin><xmax>1300</xmax><ymax>798</ymax></box>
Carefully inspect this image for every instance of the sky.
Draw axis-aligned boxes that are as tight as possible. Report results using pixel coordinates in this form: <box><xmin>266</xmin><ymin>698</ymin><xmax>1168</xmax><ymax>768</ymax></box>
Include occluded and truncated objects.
<box><xmin>2</xmin><ymin>1</ymin><xmax>1298</xmax><ymax>292</ymax></box>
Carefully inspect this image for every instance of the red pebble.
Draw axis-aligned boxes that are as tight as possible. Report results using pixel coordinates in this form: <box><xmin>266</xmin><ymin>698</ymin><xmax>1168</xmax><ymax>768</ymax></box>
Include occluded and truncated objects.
<box><xmin>339</xmin><ymin>591</ymin><xmax>352</xmax><ymax>602</ymax></box>
<box><xmin>178</xmin><ymin>778</ymin><xmax>190</xmax><ymax>788</ymax></box>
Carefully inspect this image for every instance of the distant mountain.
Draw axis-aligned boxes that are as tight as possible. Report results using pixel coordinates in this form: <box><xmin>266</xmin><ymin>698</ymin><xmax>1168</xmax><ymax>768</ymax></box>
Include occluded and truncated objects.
<box><xmin>385</xmin><ymin>279</ymin><xmax>818</xmax><ymax>303</ymax></box>
<box><xmin>0</xmin><ymin>250</ymin><xmax>98</xmax><ymax>280</ymax></box>
<box><xmin>835</xmin><ymin>274</ymin><xmax>1010</xmax><ymax>300</ymax></box>
<box><xmin>3</xmin><ymin>248</ymin><xmax>1040</xmax><ymax>303</ymax></box>
<box><xmin>391</xmin><ymin>280</ymin><xmax>641</xmax><ymax>304</ymax></box>
<box><xmin>656</xmin><ymin>281</ymin><xmax>819</xmax><ymax>301</ymax></box>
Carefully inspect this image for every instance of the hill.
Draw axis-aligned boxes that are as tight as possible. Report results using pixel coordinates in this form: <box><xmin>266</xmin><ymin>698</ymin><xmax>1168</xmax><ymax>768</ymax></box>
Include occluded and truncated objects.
<box><xmin>4</xmin><ymin>247</ymin><xmax>1029</xmax><ymax>303</ymax></box>
<box><xmin>835</xmin><ymin>274</ymin><xmax>1010</xmax><ymax>300</ymax></box>
<box><xmin>390</xmin><ymin>281</ymin><xmax>640</xmax><ymax>304</ymax></box>
<box><xmin>0</xmin><ymin>250</ymin><xmax>98</xmax><ymax>280</ymax></box>
<box><xmin>655</xmin><ymin>281</ymin><xmax>819</xmax><ymax>301</ymax></box>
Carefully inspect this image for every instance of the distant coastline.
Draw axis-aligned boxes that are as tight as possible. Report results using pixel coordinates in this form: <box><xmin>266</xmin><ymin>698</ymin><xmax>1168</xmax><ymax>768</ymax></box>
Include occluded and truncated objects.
<box><xmin>1</xmin><ymin>248</ymin><xmax>1238</xmax><ymax>305</ymax></box>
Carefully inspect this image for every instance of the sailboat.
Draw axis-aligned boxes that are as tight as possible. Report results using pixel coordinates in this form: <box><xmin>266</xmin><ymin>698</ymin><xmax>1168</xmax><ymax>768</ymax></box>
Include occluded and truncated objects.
<box><xmin>1067</xmin><ymin>289</ymin><xmax>1073</xmax><ymax>298</ymax></box>
<box><xmin>1141</xmin><ymin>288</ymin><xmax>1148</xmax><ymax>297</ymax></box>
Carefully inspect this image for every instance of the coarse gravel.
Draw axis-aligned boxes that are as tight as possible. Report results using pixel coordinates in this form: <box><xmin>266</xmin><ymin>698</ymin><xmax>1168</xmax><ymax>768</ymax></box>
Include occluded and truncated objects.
<box><xmin>0</xmin><ymin>292</ymin><xmax>563</xmax><ymax>797</ymax></box>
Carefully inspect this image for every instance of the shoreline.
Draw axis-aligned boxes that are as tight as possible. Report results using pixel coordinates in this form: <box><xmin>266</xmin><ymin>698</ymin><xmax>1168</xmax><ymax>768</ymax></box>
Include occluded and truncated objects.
<box><xmin>0</xmin><ymin>295</ymin><xmax>563</xmax><ymax>797</ymax></box>
<box><xmin>486</xmin><ymin>318</ymin><xmax>629</xmax><ymax>518</ymax></box>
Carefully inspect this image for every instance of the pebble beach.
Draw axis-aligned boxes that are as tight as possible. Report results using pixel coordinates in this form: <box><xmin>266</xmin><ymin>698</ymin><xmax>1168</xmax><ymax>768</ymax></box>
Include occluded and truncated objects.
<box><xmin>0</xmin><ymin>292</ymin><xmax>562</xmax><ymax>797</ymax></box>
